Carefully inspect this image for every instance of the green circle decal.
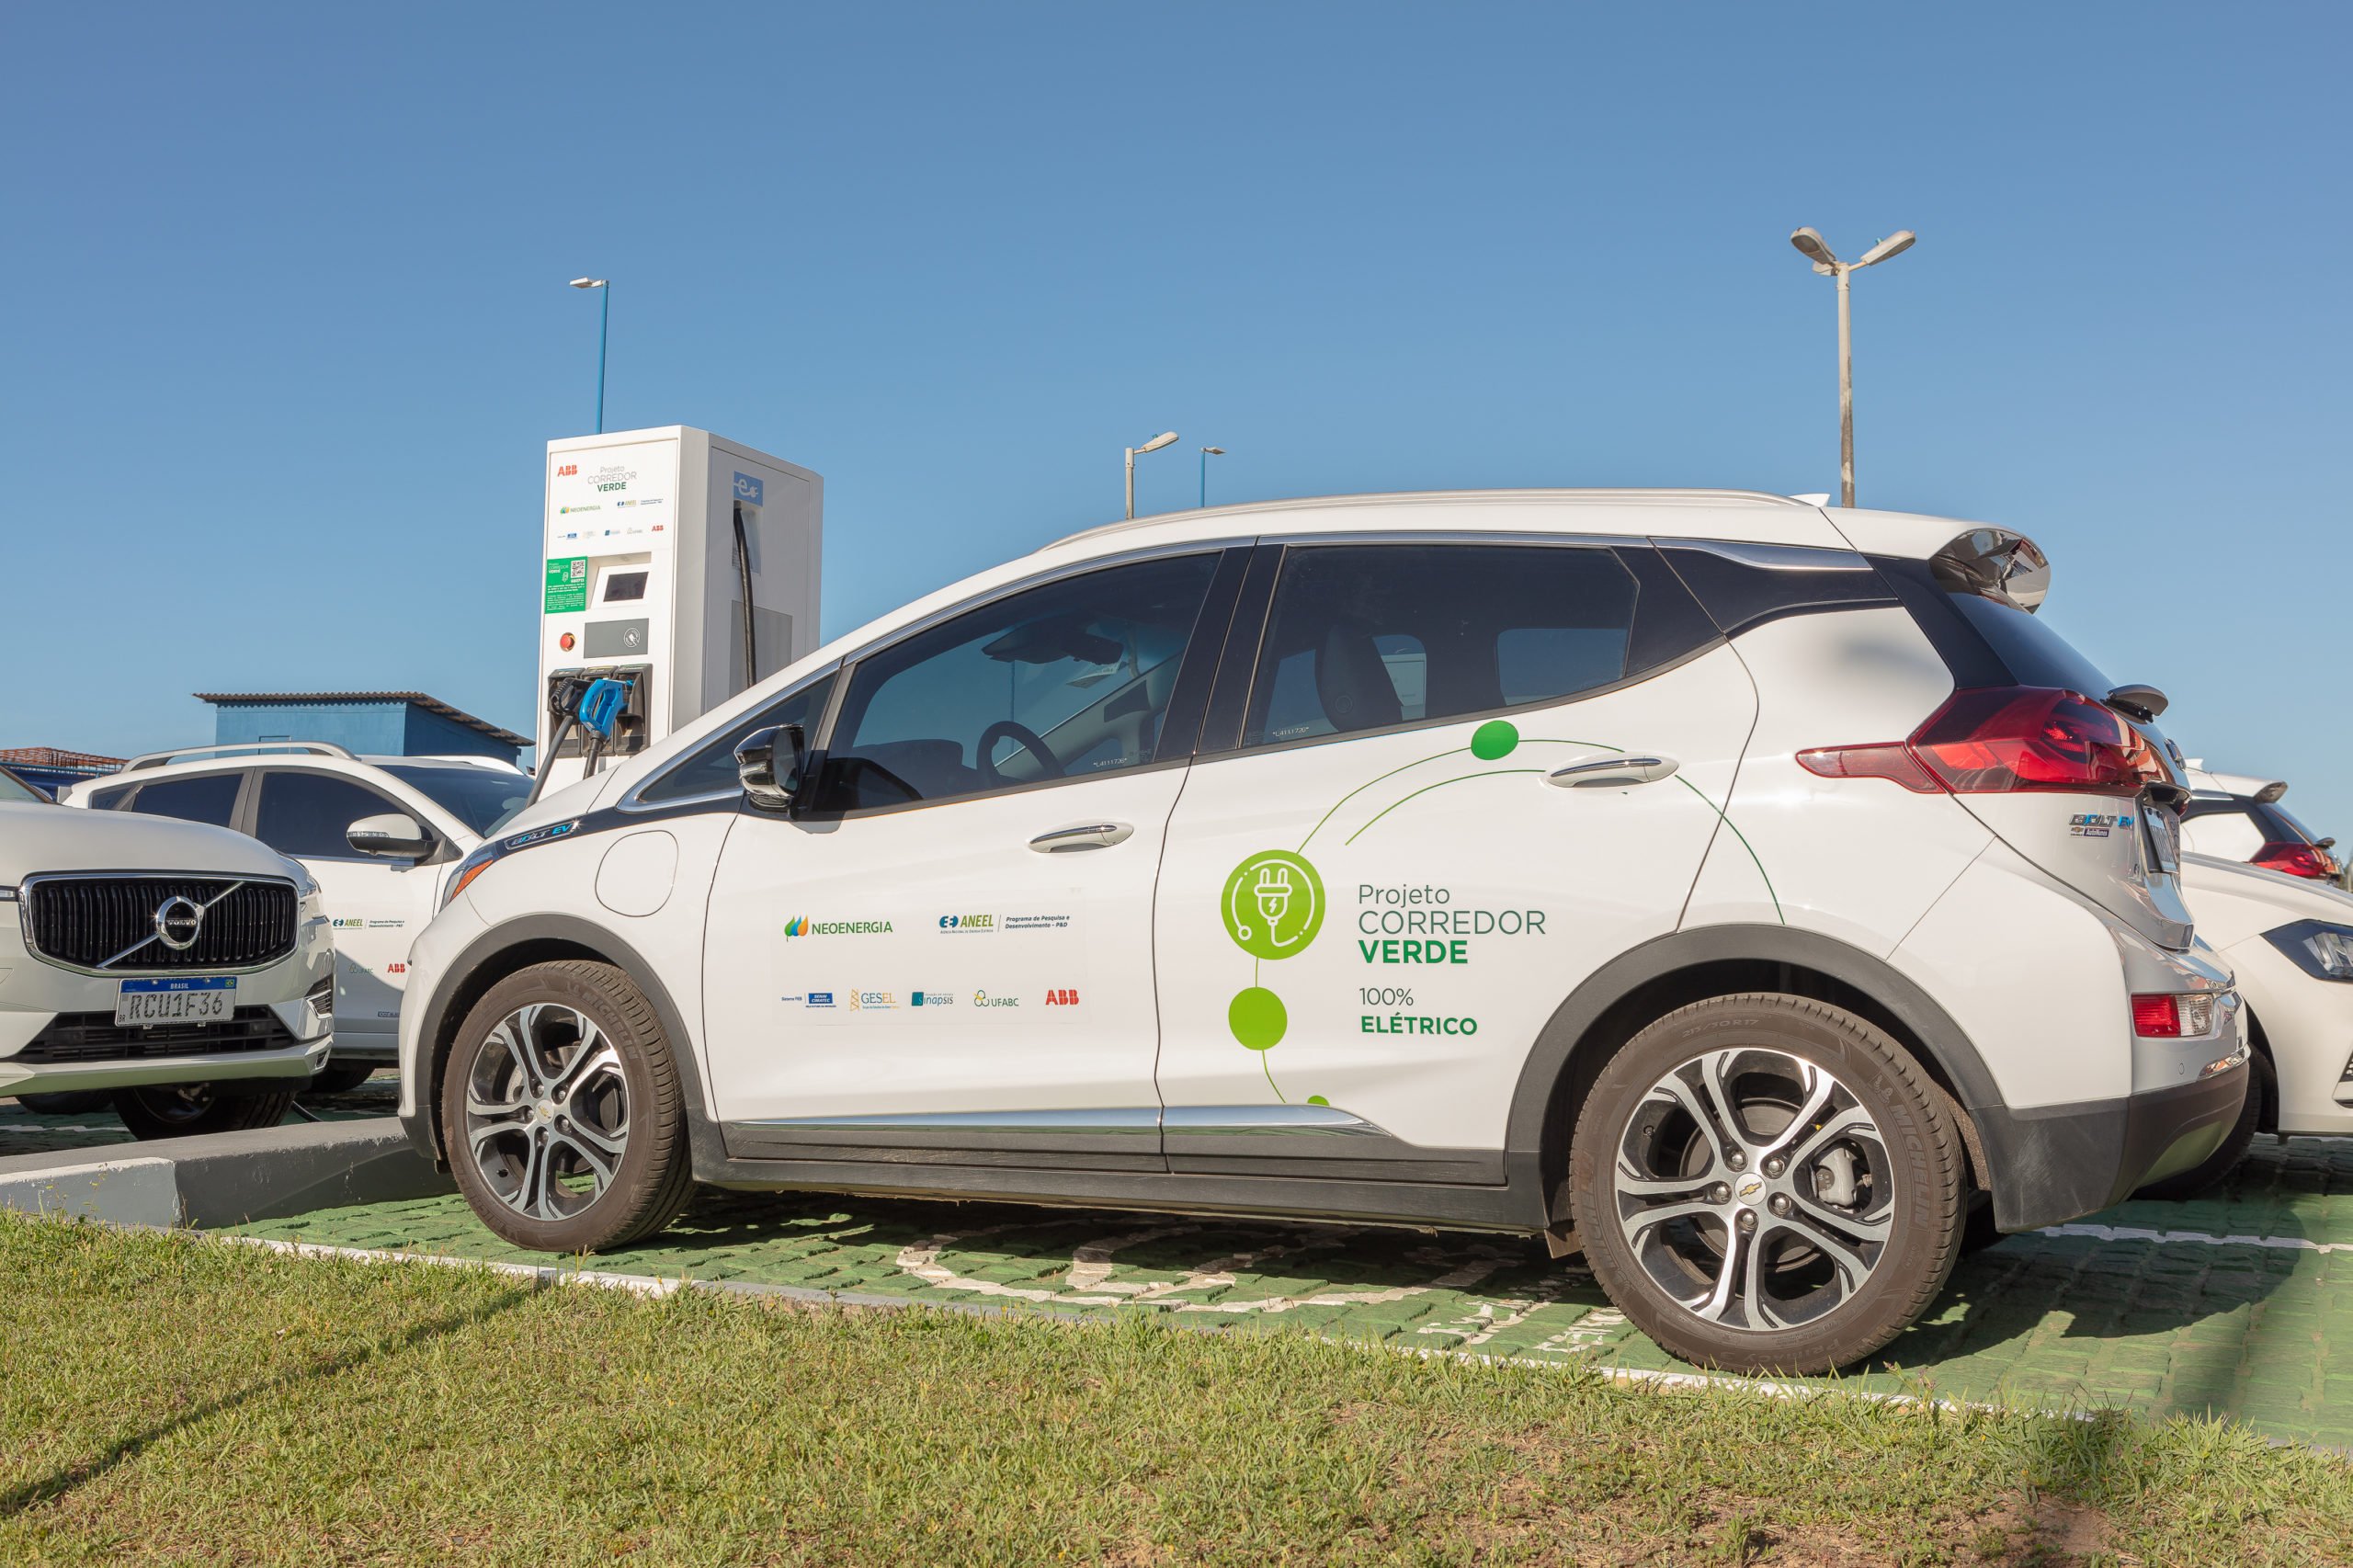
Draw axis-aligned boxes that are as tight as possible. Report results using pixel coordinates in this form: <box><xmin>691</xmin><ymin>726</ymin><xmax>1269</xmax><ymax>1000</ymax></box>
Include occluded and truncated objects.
<box><xmin>1221</xmin><ymin>849</ymin><xmax>1325</xmax><ymax>960</ymax></box>
<box><xmin>1227</xmin><ymin>987</ymin><xmax>1288</xmax><ymax>1051</ymax></box>
<box><xmin>1470</xmin><ymin>719</ymin><xmax>1520</xmax><ymax>761</ymax></box>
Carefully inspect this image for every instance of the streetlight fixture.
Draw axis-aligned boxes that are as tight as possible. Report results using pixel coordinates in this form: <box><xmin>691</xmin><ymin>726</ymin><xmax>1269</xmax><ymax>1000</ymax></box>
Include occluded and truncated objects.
<box><xmin>1786</xmin><ymin>227</ymin><xmax>1915</xmax><ymax>506</ymax></box>
<box><xmin>570</xmin><ymin>278</ymin><xmax>610</xmax><ymax>434</ymax></box>
<box><xmin>1198</xmin><ymin>446</ymin><xmax>1225</xmax><ymax>508</ymax></box>
<box><xmin>1124</xmin><ymin>430</ymin><xmax>1178</xmax><ymax>519</ymax></box>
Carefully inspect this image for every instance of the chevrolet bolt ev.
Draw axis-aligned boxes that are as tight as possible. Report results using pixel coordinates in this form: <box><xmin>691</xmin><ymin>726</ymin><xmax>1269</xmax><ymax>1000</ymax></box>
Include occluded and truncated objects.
<box><xmin>400</xmin><ymin>491</ymin><xmax>2246</xmax><ymax>1374</ymax></box>
<box><xmin>2</xmin><ymin>764</ymin><xmax>335</xmax><ymax>1136</ymax></box>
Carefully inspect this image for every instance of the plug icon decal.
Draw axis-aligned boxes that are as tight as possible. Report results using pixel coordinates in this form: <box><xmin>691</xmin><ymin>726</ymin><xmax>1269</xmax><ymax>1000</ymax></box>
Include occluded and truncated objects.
<box><xmin>1222</xmin><ymin>850</ymin><xmax>1324</xmax><ymax>961</ymax></box>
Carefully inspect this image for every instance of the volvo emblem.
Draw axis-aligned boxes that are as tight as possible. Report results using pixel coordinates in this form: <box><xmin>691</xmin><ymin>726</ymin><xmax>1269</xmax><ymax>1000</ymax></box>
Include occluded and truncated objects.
<box><xmin>153</xmin><ymin>895</ymin><xmax>206</xmax><ymax>951</ymax></box>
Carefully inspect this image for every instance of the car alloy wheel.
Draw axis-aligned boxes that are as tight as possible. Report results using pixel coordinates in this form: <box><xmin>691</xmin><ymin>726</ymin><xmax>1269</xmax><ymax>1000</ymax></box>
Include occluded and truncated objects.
<box><xmin>462</xmin><ymin>1002</ymin><xmax>631</xmax><ymax>1222</ymax></box>
<box><xmin>1612</xmin><ymin>1047</ymin><xmax>1893</xmax><ymax>1333</ymax></box>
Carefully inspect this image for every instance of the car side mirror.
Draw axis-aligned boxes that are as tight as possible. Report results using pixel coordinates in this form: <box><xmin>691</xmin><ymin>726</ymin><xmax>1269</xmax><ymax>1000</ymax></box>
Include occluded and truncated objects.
<box><xmin>347</xmin><ymin>812</ymin><xmax>433</xmax><ymax>859</ymax></box>
<box><xmin>736</xmin><ymin>723</ymin><xmax>809</xmax><ymax>812</ymax></box>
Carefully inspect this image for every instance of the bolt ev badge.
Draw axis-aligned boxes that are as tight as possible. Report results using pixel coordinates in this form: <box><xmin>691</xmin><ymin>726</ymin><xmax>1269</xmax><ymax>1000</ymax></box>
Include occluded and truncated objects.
<box><xmin>153</xmin><ymin>895</ymin><xmax>205</xmax><ymax>951</ymax></box>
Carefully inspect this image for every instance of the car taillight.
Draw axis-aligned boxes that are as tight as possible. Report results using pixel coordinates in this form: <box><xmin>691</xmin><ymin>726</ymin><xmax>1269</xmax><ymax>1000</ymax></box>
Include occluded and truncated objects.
<box><xmin>1798</xmin><ymin>687</ymin><xmax>2162</xmax><ymax>798</ymax></box>
<box><xmin>2131</xmin><ymin>994</ymin><xmax>2181</xmax><ymax>1037</ymax></box>
<box><xmin>2252</xmin><ymin>841</ymin><xmax>2337</xmax><ymax>881</ymax></box>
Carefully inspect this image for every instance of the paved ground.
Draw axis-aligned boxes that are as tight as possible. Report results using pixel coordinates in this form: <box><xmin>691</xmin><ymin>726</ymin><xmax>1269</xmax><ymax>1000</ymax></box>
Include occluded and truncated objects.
<box><xmin>0</xmin><ymin>1074</ymin><xmax>398</xmax><ymax>1156</ymax></box>
<box><xmin>198</xmin><ymin>1113</ymin><xmax>2353</xmax><ymax>1452</ymax></box>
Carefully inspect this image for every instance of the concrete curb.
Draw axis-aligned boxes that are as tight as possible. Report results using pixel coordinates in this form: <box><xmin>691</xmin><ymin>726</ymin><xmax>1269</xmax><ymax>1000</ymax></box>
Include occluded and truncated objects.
<box><xmin>0</xmin><ymin>1119</ymin><xmax>450</xmax><ymax>1228</ymax></box>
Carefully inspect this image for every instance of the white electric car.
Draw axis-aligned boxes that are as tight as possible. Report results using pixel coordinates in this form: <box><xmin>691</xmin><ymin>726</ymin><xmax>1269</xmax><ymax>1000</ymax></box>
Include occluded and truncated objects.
<box><xmin>2</xmin><ymin>764</ymin><xmax>334</xmax><ymax>1136</ymax></box>
<box><xmin>61</xmin><ymin>744</ymin><xmax>529</xmax><ymax>1090</ymax></box>
<box><xmin>2138</xmin><ymin>852</ymin><xmax>2353</xmax><ymax>1196</ymax></box>
<box><xmin>2177</xmin><ymin>764</ymin><xmax>2342</xmax><ymax>884</ymax></box>
<box><xmin>398</xmin><ymin>490</ymin><xmax>2246</xmax><ymax>1374</ymax></box>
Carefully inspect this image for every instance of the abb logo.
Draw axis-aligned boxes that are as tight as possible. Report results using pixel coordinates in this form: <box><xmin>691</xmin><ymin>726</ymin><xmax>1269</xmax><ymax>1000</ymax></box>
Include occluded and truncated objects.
<box><xmin>386</xmin><ymin>962</ymin><xmax>408</xmax><ymax>975</ymax></box>
<box><xmin>1045</xmin><ymin>988</ymin><xmax>1081</xmax><ymax>1007</ymax></box>
<box><xmin>554</xmin><ymin>463</ymin><xmax>577</xmax><ymax>477</ymax></box>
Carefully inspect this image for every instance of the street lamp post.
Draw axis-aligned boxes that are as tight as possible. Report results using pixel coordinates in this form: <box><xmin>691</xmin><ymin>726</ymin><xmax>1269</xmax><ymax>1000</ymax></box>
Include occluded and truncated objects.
<box><xmin>1124</xmin><ymin>430</ymin><xmax>1178</xmax><ymax>518</ymax></box>
<box><xmin>1199</xmin><ymin>446</ymin><xmax>1225</xmax><ymax>507</ymax></box>
<box><xmin>569</xmin><ymin>278</ymin><xmax>610</xmax><ymax>433</ymax></box>
<box><xmin>1786</xmin><ymin>229</ymin><xmax>1915</xmax><ymax>507</ymax></box>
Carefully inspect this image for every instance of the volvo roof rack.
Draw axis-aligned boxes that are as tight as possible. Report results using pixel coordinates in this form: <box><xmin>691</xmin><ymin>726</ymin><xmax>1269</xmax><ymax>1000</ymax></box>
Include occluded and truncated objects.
<box><xmin>119</xmin><ymin>741</ymin><xmax>358</xmax><ymax>773</ymax></box>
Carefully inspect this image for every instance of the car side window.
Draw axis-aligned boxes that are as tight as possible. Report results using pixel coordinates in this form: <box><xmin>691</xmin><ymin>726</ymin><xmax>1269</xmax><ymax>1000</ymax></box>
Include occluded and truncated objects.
<box><xmin>254</xmin><ymin>771</ymin><xmax>409</xmax><ymax>860</ymax></box>
<box><xmin>637</xmin><ymin>671</ymin><xmax>838</xmax><ymax>806</ymax></box>
<box><xmin>811</xmin><ymin>552</ymin><xmax>1222</xmax><ymax>813</ymax></box>
<box><xmin>85</xmin><ymin>784</ymin><xmax>135</xmax><ymax>810</ymax></box>
<box><xmin>124</xmin><ymin>772</ymin><xmax>242</xmax><ymax>827</ymax></box>
<box><xmin>1241</xmin><ymin>544</ymin><xmax>1639</xmax><ymax>747</ymax></box>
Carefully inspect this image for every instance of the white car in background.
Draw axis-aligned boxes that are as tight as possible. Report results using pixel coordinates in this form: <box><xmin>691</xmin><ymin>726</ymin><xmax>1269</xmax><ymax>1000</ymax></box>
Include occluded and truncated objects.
<box><xmin>60</xmin><ymin>743</ymin><xmax>529</xmax><ymax>1091</ymax></box>
<box><xmin>2177</xmin><ymin>764</ymin><xmax>2342</xmax><ymax>884</ymax></box>
<box><xmin>1</xmin><ymin>763</ymin><xmax>334</xmax><ymax>1136</ymax></box>
<box><xmin>397</xmin><ymin>488</ymin><xmax>2245</xmax><ymax>1375</ymax></box>
<box><xmin>2143</xmin><ymin>851</ymin><xmax>2353</xmax><ymax>1196</ymax></box>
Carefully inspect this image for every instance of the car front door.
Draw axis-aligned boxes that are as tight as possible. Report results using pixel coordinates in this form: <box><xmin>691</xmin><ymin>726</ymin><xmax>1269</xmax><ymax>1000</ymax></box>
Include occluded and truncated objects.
<box><xmin>1151</xmin><ymin>539</ymin><xmax>1757</xmax><ymax>1182</ymax></box>
<box><xmin>249</xmin><ymin>768</ymin><xmax>436</xmax><ymax>1042</ymax></box>
<box><xmin>700</xmin><ymin>548</ymin><xmax>1240</xmax><ymax>1167</ymax></box>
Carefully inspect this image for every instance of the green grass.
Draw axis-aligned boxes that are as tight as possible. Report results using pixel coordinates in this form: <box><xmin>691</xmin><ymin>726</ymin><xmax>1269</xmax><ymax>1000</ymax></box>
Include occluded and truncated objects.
<box><xmin>3</xmin><ymin>1214</ymin><xmax>2348</xmax><ymax>1565</ymax></box>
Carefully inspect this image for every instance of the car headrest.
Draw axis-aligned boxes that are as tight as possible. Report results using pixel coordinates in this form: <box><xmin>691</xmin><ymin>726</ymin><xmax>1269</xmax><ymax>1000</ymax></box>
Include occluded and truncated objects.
<box><xmin>1314</xmin><ymin>621</ymin><xmax>1403</xmax><ymax>733</ymax></box>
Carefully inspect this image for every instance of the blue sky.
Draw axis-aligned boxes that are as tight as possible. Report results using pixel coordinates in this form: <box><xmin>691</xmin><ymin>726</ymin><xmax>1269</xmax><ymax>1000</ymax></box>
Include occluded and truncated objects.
<box><xmin>6</xmin><ymin>5</ymin><xmax>2347</xmax><ymax>830</ymax></box>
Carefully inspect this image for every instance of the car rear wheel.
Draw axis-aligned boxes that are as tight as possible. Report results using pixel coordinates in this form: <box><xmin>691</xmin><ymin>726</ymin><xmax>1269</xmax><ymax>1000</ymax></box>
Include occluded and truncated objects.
<box><xmin>1569</xmin><ymin>994</ymin><xmax>1965</xmax><ymax>1375</ymax></box>
<box><xmin>441</xmin><ymin>960</ymin><xmax>695</xmax><ymax>1254</ymax></box>
<box><xmin>113</xmin><ymin>1084</ymin><xmax>298</xmax><ymax>1141</ymax></box>
<box><xmin>303</xmin><ymin>1061</ymin><xmax>380</xmax><ymax>1096</ymax></box>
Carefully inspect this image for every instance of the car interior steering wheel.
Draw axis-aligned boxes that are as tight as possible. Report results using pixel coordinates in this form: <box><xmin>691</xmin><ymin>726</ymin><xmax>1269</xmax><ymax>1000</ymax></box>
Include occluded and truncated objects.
<box><xmin>977</xmin><ymin>719</ymin><xmax>1064</xmax><ymax>785</ymax></box>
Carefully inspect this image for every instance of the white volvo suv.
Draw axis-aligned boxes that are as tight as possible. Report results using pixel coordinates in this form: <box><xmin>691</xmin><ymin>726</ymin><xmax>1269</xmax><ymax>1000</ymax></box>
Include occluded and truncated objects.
<box><xmin>398</xmin><ymin>490</ymin><xmax>2246</xmax><ymax>1374</ymax></box>
<box><xmin>2</xmin><ymin>767</ymin><xmax>334</xmax><ymax>1136</ymax></box>
<box><xmin>61</xmin><ymin>744</ymin><xmax>530</xmax><ymax>1090</ymax></box>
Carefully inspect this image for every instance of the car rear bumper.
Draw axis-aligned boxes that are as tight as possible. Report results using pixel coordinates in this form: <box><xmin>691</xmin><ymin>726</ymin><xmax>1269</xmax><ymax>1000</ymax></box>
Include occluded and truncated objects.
<box><xmin>1975</xmin><ymin>1051</ymin><xmax>2251</xmax><ymax>1231</ymax></box>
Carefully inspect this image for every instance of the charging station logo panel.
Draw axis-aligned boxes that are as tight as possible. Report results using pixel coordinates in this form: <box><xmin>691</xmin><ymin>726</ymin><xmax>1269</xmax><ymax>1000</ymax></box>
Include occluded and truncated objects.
<box><xmin>733</xmin><ymin>472</ymin><xmax>763</xmax><ymax>506</ymax></box>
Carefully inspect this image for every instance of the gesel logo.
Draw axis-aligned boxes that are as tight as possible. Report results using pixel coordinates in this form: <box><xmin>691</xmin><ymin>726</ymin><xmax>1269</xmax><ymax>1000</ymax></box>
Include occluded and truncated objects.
<box><xmin>1045</xmin><ymin>989</ymin><xmax>1081</xmax><ymax>1006</ymax></box>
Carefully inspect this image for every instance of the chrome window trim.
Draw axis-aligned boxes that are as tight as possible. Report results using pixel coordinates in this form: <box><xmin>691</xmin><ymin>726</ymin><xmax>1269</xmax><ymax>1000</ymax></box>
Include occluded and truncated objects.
<box><xmin>17</xmin><ymin>869</ymin><xmax>303</xmax><ymax>978</ymax></box>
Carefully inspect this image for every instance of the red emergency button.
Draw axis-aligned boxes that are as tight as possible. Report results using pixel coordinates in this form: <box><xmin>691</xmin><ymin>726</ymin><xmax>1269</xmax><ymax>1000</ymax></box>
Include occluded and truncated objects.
<box><xmin>559</xmin><ymin>631</ymin><xmax>576</xmax><ymax>652</ymax></box>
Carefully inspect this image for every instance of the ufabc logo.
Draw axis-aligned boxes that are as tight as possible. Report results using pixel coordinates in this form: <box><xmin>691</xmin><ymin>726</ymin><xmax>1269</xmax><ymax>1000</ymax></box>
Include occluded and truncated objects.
<box><xmin>784</xmin><ymin>916</ymin><xmax>894</xmax><ymax>937</ymax></box>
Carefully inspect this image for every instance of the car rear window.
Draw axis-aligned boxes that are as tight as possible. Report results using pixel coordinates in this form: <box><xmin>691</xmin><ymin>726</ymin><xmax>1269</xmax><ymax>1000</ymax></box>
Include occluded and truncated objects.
<box><xmin>1943</xmin><ymin>592</ymin><xmax>2113</xmax><ymax>697</ymax></box>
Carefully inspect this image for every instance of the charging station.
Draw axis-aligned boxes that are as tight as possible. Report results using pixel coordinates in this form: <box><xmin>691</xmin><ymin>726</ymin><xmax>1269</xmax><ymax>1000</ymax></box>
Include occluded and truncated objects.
<box><xmin>538</xmin><ymin>426</ymin><xmax>822</xmax><ymax>790</ymax></box>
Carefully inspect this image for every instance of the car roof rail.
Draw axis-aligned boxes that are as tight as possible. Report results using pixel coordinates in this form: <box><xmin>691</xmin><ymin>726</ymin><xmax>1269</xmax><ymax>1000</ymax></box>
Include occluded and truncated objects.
<box><xmin>119</xmin><ymin>740</ymin><xmax>358</xmax><ymax>773</ymax></box>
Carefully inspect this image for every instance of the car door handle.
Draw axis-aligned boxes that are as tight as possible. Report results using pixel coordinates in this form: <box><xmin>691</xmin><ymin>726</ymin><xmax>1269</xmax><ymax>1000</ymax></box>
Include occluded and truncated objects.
<box><xmin>1028</xmin><ymin>822</ymin><xmax>1135</xmax><ymax>853</ymax></box>
<box><xmin>1545</xmin><ymin>755</ymin><xmax>1680</xmax><ymax>789</ymax></box>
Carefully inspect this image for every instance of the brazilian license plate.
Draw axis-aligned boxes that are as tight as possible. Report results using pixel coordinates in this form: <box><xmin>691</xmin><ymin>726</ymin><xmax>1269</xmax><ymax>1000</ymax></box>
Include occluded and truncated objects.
<box><xmin>115</xmin><ymin>977</ymin><xmax>236</xmax><ymax>1027</ymax></box>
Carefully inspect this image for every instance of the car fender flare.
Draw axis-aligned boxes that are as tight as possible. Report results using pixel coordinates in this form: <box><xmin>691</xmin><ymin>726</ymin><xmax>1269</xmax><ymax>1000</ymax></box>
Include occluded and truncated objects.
<box><xmin>410</xmin><ymin>913</ymin><xmax>726</xmax><ymax>1176</ymax></box>
<box><xmin>1502</xmin><ymin>924</ymin><xmax>2005</xmax><ymax>1211</ymax></box>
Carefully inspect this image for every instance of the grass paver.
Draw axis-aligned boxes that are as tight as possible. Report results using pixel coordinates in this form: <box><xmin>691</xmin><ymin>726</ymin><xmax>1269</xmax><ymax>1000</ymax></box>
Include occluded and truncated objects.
<box><xmin>211</xmin><ymin>1134</ymin><xmax>2353</xmax><ymax>1450</ymax></box>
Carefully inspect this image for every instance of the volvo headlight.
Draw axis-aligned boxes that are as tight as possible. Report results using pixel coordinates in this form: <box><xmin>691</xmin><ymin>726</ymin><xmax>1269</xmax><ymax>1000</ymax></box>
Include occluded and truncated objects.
<box><xmin>2263</xmin><ymin>920</ymin><xmax>2353</xmax><ymax>983</ymax></box>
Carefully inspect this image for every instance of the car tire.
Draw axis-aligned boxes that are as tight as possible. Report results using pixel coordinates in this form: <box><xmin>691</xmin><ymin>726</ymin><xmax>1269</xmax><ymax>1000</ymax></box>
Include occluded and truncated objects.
<box><xmin>2132</xmin><ymin>1049</ymin><xmax>2269</xmax><ymax>1200</ymax></box>
<box><xmin>1568</xmin><ymin>993</ymin><xmax>1966</xmax><ymax>1376</ymax></box>
<box><xmin>113</xmin><ymin>1084</ymin><xmax>298</xmax><ymax>1141</ymax></box>
<box><xmin>303</xmin><ymin>1061</ymin><xmax>380</xmax><ymax>1096</ymax></box>
<box><xmin>440</xmin><ymin>960</ymin><xmax>695</xmax><ymax>1254</ymax></box>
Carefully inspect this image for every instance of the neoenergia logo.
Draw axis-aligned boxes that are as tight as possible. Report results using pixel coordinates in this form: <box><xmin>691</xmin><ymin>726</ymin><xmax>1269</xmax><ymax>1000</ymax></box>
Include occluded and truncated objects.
<box><xmin>784</xmin><ymin>916</ymin><xmax>894</xmax><ymax>937</ymax></box>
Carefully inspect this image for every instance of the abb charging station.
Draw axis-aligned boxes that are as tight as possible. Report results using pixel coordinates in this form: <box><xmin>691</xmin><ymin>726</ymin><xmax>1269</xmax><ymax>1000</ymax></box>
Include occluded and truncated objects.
<box><xmin>538</xmin><ymin>426</ymin><xmax>822</xmax><ymax>791</ymax></box>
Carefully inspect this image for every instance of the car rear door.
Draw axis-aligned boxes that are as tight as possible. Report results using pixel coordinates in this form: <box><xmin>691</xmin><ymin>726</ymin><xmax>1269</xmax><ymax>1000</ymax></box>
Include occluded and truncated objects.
<box><xmin>247</xmin><ymin>768</ymin><xmax>433</xmax><ymax>1041</ymax></box>
<box><xmin>1149</xmin><ymin>539</ymin><xmax>1756</xmax><ymax>1180</ymax></box>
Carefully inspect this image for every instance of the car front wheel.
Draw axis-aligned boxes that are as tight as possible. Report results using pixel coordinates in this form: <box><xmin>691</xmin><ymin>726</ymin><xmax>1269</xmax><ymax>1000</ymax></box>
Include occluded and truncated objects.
<box><xmin>1568</xmin><ymin>993</ymin><xmax>1965</xmax><ymax>1375</ymax></box>
<box><xmin>440</xmin><ymin>960</ymin><xmax>695</xmax><ymax>1254</ymax></box>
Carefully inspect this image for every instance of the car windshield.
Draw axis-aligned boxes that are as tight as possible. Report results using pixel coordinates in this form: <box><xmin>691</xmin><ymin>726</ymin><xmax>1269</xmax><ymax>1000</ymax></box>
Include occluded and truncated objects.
<box><xmin>381</xmin><ymin>764</ymin><xmax>532</xmax><ymax>836</ymax></box>
<box><xmin>0</xmin><ymin>767</ymin><xmax>48</xmax><ymax>804</ymax></box>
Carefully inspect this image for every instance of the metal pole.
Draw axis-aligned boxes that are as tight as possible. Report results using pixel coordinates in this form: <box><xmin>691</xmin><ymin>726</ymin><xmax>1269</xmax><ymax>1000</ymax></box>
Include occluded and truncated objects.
<box><xmin>1199</xmin><ymin>449</ymin><xmax>1208</xmax><ymax>508</ymax></box>
<box><xmin>1124</xmin><ymin>447</ymin><xmax>1136</xmax><ymax>519</ymax></box>
<box><xmin>593</xmin><ymin>281</ymin><xmax>611</xmax><ymax>433</ymax></box>
<box><xmin>1836</xmin><ymin>265</ymin><xmax>1854</xmax><ymax>507</ymax></box>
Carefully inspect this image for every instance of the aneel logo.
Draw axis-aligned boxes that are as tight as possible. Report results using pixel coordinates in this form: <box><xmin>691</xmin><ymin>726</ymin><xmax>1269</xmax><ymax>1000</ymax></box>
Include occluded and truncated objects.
<box><xmin>938</xmin><ymin>914</ymin><xmax>995</xmax><ymax>932</ymax></box>
<box><xmin>1045</xmin><ymin>988</ymin><xmax>1081</xmax><ymax>1007</ymax></box>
